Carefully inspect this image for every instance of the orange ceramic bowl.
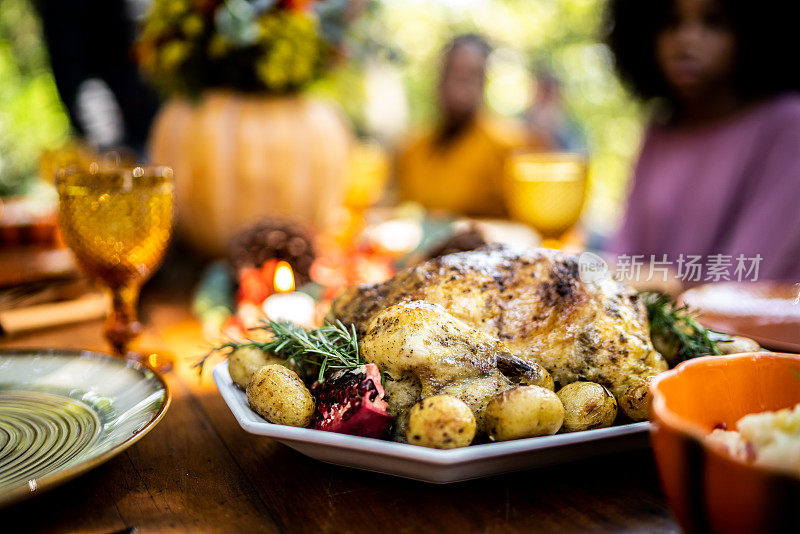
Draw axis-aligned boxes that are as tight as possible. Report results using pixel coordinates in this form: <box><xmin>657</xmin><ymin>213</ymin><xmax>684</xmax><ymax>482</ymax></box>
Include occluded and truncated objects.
<box><xmin>650</xmin><ymin>353</ymin><xmax>800</xmax><ymax>534</ymax></box>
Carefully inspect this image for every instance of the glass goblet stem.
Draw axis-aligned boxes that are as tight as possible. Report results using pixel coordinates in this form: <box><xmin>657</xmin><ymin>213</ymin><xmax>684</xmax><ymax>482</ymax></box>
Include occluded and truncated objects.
<box><xmin>104</xmin><ymin>283</ymin><xmax>143</xmax><ymax>356</ymax></box>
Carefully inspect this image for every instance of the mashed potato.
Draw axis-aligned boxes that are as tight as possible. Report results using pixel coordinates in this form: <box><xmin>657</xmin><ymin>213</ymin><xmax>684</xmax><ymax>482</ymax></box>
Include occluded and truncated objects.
<box><xmin>707</xmin><ymin>403</ymin><xmax>800</xmax><ymax>474</ymax></box>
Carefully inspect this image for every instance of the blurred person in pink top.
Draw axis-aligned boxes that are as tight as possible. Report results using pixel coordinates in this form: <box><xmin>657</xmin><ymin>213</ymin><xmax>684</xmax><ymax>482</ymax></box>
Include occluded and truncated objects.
<box><xmin>605</xmin><ymin>0</ymin><xmax>800</xmax><ymax>281</ymax></box>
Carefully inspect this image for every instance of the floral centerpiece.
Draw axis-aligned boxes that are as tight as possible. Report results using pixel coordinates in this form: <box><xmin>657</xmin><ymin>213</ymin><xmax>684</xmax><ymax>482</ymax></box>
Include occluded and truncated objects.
<box><xmin>136</xmin><ymin>0</ymin><xmax>353</xmax><ymax>96</ymax></box>
<box><xmin>139</xmin><ymin>0</ymin><xmax>362</xmax><ymax>256</ymax></box>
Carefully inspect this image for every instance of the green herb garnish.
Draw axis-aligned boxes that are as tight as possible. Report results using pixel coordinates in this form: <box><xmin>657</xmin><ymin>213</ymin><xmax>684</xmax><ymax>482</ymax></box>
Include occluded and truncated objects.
<box><xmin>194</xmin><ymin>320</ymin><xmax>364</xmax><ymax>382</ymax></box>
<box><xmin>643</xmin><ymin>292</ymin><xmax>722</xmax><ymax>364</ymax></box>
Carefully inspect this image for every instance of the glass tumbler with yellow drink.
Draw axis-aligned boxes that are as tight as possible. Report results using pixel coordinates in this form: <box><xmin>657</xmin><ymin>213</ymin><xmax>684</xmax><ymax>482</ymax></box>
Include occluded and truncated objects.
<box><xmin>56</xmin><ymin>163</ymin><xmax>174</xmax><ymax>370</ymax></box>
<box><xmin>504</xmin><ymin>152</ymin><xmax>588</xmax><ymax>249</ymax></box>
<box><xmin>334</xmin><ymin>141</ymin><xmax>391</xmax><ymax>246</ymax></box>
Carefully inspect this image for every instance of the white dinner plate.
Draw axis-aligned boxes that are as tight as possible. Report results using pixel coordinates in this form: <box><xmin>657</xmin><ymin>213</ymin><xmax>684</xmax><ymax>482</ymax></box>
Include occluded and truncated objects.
<box><xmin>213</xmin><ymin>361</ymin><xmax>649</xmax><ymax>483</ymax></box>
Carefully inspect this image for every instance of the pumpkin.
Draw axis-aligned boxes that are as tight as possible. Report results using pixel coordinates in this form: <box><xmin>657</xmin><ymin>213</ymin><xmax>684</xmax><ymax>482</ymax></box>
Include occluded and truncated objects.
<box><xmin>149</xmin><ymin>90</ymin><xmax>351</xmax><ymax>256</ymax></box>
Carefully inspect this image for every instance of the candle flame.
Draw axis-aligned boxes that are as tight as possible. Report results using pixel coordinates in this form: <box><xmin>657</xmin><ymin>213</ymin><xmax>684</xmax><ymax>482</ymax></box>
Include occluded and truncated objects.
<box><xmin>273</xmin><ymin>261</ymin><xmax>295</xmax><ymax>293</ymax></box>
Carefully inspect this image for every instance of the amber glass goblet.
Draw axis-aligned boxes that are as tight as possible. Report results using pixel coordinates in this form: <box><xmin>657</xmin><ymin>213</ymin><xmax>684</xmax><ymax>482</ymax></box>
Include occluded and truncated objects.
<box><xmin>56</xmin><ymin>164</ymin><xmax>174</xmax><ymax>370</ymax></box>
<box><xmin>504</xmin><ymin>152</ymin><xmax>588</xmax><ymax>249</ymax></box>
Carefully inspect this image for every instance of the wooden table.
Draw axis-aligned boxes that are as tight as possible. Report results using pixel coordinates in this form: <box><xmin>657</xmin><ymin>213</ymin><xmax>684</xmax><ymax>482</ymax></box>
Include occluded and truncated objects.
<box><xmin>0</xmin><ymin>296</ymin><xmax>679</xmax><ymax>533</ymax></box>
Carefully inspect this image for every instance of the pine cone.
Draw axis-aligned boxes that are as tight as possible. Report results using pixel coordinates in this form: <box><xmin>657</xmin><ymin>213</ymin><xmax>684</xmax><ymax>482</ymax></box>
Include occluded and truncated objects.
<box><xmin>229</xmin><ymin>219</ymin><xmax>316</xmax><ymax>286</ymax></box>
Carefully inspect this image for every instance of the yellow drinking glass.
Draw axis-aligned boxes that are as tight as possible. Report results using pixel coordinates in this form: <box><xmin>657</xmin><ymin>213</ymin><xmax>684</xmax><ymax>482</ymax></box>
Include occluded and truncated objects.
<box><xmin>56</xmin><ymin>164</ymin><xmax>174</xmax><ymax>370</ymax></box>
<box><xmin>332</xmin><ymin>141</ymin><xmax>391</xmax><ymax>247</ymax></box>
<box><xmin>504</xmin><ymin>152</ymin><xmax>588</xmax><ymax>249</ymax></box>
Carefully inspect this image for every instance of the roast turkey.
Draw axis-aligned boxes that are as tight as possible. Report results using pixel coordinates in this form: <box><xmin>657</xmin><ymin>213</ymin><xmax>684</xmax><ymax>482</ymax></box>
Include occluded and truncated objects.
<box><xmin>329</xmin><ymin>244</ymin><xmax>666</xmax><ymax>420</ymax></box>
<box><xmin>360</xmin><ymin>300</ymin><xmax>553</xmax><ymax>436</ymax></box>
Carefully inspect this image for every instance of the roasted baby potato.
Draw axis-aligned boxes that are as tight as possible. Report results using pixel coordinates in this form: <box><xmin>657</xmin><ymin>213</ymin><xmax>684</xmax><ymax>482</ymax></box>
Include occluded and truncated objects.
<box><xmin>519</xmin><ymin>364</ymin><xmax>555</xmax><ymax>391</ymax></box>
<box><xmin>229</xmin><ymin>346</ymin><xmax>273</xmax><ymax>388</ymax></box>
<box><xmin>556</xmin><ymin>381</ymin><xmax>618</xmax><ymax>432</ymax></box>
<box><xmin>498</xmin><ymin>352</ymin><xmax>555</xmax><ymax>391</ymax></box>
<box><xmin>618</xmin><ymin>379</ymin><xmax>653</xmax><ymax>421</ymax></box>
<box><xmin>405</xmin><ymin>395</ymin><xmax>476</xmax><ymax>449</ymax></box>
<box><xmin>716</xmin><ymin>335</ymin><xmax>760</xmax><ymax>355</ymax></box>
<box><xmin>484</xmin><ymin>386</ymin><xmax>564</xmax><ymax>441</ymax></box>
<box><xmin>246</xmin><ymin>364</ymin><xmax>315</xmax><ymax>427</ymax></box>
<box><xmin>230</xmin><ymin>346</ymin><xmax>302</xmax><ymax>388</ymax></box>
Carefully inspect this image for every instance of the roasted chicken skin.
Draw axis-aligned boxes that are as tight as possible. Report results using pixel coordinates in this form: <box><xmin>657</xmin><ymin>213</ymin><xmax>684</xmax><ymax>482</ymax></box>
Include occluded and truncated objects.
<box><xmin>360</xmin><ymin>300</ymin><xmax>552</xmax><ymax>436</ymax></box>
<box><xmin>330</xmin><ymin>244</ymin><xmax>667</xmax><ymax>420</ymax></box>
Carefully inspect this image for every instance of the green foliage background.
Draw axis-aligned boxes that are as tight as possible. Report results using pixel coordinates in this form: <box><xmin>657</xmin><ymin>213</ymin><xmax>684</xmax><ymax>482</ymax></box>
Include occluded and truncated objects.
<box><xmin>0</xmin><ymin>0</ymin><xmax>70</xmax><ymax>196</ymax></box>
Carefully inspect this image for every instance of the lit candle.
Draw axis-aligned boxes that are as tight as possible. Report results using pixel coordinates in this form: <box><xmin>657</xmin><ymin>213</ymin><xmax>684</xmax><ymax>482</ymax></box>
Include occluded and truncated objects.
<box><xmin>262</xmin><ymin>261</ymin><xmax>315</xmax><ymax>327</ymax></box>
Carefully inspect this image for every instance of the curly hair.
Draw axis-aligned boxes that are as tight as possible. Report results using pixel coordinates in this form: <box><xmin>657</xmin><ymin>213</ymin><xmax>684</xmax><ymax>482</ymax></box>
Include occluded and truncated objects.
<box><xmin>606</xmin><ymin>0</ymin><xmax>800</xmax><ymax>103</ymax></box>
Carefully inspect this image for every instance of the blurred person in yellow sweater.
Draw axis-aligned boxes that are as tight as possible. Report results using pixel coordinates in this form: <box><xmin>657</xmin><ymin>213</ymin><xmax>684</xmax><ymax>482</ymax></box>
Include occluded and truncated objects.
<box><xmin>396</xmin><ymin>34</ymin><xmax>533</xmax><ymax>218</ymax></box>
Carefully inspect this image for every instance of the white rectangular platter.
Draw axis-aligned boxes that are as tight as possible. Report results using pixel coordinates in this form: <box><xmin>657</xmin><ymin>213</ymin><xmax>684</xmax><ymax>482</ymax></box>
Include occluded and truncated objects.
<box><xmin>213</xmin><ymin>360</ymin><xmax>650</xmax><ymax>483</ymax></box>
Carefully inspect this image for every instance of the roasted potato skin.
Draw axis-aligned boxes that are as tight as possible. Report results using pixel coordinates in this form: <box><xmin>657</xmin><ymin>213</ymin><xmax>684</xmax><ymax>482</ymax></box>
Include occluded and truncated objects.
<box><xmin>556</xmin><ymin>382</ymin><xmax>617</xmax><ymax>432</ymax></box>
<box><xmin>522</xmin><ymin>368</ymin><xmax>555</xmax><ymax>391</ymax></box>
<box><xmin>405</xmin><ymin>395</ymin><xmax>476</xmax><ymax>449</ymax></box>
<box><xmin>246</xmin><ymin>364</ymin><xmax>315</xmax><ymax>427</ymax></box>
<box><xmin>618</xmin><ymin>379</ymin><xmax>652</xmax><ymax>421</ymax></box>
<box><xmin>229</xmin><ymin>347</ymin><xmax>273</xmax><ymax>388</ymax></box>
<box><xmin>651</xmin><ymin>331</ymin><xmax>681</xmax><ymax>367</ymax></box>
<box><xmin>717</xmin><ymin>335</ymin><xmax>760</xmax><ymax>355</ymax></box>
<box><xmin>484</xmin><ymin>386</ymin><xmax>564</xmax><ymax>441</ymax></box>
<box><xmin>500</xmin><ymin>352</ymin><xmax>555</xmax><ymax>391</ymax></box>
<box><xmin>230</xmin><ymin>347</ymin><xmax>302</xmax><ymax>388</ymax></box>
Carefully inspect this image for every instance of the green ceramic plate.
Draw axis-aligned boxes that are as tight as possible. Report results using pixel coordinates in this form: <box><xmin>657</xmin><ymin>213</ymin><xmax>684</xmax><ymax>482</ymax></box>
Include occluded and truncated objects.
<box><xmin>0</xmin><ymin>349</ymin><xmax>170</xmax><ymax>507</ymax></box>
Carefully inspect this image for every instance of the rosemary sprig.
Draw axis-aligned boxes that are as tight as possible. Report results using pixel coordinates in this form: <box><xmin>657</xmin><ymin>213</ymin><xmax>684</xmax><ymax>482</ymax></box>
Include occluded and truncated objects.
<box><xmin>193</xmin><ymin>319</ymin><xmax>365</xmax><ymax>382</ymax></box>
<box><xmin>642</xmin><ymin>291</ymin><xmax>722</xmax><ymax>364</ymax></box>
